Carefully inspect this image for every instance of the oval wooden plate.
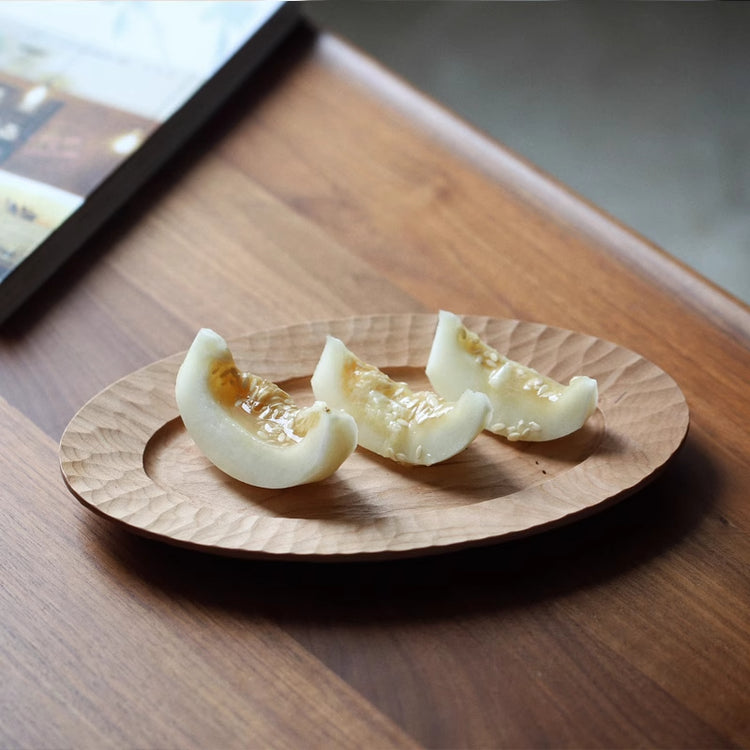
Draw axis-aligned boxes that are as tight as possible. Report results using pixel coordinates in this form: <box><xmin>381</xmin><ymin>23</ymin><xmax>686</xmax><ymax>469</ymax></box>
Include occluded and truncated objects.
<box><xmin>60</xmin><ymin>314</ymin><xmax>689</xmax><ymax>560</ymax></box>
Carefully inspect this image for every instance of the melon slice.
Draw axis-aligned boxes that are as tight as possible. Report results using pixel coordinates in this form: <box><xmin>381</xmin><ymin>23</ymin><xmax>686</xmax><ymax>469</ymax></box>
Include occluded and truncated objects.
<box><xmin>311</xmin><ymin>335</ymin><xmax>491</xmax><ymax>465</ymax></box>
<box><xmin>175</xmin><ymin>328</ymin><xmax>357</xmax><ymax>488</ymax></box>
<box><xmin>426</xmin><ymin>311</ymin><xmax>598</xmax><ymax>441</ymax></box>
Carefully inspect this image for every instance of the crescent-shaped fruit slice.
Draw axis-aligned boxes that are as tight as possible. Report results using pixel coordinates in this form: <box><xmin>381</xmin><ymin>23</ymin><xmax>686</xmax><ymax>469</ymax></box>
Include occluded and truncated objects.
<box><xmin>426</xmin><ymin>310</ymin><xmax>598</xmax><ymax>442</ymax></box>
<box><xmin>311</xmin><ymin>335</ymin><xmax>491</xmax><ymax>465</ymax></box>
<box><xmin>175</xmin><ymin>328</ymin><xmax>357</xmax><ymax>488</ymax></box>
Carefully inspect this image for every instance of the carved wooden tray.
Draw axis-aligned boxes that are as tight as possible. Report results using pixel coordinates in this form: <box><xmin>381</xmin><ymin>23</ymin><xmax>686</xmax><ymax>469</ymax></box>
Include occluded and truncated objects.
<box><xmin>59</xmin><ymin>313</ymin><xmax>689</xmax><ymax>560</ymax></box>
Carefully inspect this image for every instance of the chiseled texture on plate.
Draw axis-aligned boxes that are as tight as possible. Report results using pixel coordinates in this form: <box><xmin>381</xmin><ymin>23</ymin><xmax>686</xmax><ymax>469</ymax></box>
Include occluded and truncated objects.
<box><xmin>59</xmin><ymin>313</ymin><xmax>688</xmax><ymax>559</ymax></box>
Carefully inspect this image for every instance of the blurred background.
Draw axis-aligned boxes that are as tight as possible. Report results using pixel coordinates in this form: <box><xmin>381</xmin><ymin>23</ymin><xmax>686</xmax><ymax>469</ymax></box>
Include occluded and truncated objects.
<box><xmin>305</xmin><ymin>1</ymin><xmax>750</xmax><ymax>305</ymax></box>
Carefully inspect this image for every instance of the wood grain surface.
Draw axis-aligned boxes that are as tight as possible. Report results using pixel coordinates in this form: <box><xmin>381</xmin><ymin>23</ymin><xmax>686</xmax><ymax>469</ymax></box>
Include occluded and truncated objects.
<box><xmin>1</xmin><ymin>23</ymin><xmax>749</xmax><ymax>749</ymax></box>
<box><xmin>1</xmin><ymin>395</ymin><xmax>416</xmax><ymax>750</ymax></box>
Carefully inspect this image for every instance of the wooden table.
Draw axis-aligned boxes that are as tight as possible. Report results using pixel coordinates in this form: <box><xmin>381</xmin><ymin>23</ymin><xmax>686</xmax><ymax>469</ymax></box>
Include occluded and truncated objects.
<box><xmin>2</xmin><ymin>24</ymin><xmax>749</xmax><ymax>749</ymax></box>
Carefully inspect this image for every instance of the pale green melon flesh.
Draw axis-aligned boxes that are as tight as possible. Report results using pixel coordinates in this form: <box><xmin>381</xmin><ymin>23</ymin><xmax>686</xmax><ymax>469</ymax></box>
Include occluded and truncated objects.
<box><xmin>426</xmin><ymin>311</ymin><xmax>598</xmax><ymax>441</ymax></box>
<box><xmin>311</xmin><ymin>335</ymin><xmax>490</xmax><ymax>465</ymax></box>
<box><xmin>175</xmin><ymin>328</ymin><xmax>357</xmax><ymax>488</ymax></box>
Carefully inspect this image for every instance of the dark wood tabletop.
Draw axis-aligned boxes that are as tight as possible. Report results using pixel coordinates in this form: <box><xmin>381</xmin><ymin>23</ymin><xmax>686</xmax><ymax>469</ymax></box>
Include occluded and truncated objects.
<box><xmin>2</xmin><ymin>24</ymin><xmax>748</xmax><ymax>749</ymax></box>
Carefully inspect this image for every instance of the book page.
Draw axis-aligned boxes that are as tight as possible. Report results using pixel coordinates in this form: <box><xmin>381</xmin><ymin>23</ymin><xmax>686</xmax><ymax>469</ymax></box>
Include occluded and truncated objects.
<box><xmin>0</xmin><ymin>1</ymin><xmax>283</xmax><ymax>283</ymax></box>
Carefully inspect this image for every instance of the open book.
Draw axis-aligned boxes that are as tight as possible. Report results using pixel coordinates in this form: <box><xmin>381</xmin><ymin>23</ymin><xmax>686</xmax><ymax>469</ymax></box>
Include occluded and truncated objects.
<box><xmin>0</xmin><ymin>1</ymin><xmax>298</xmax><ymax>323</ymax></box>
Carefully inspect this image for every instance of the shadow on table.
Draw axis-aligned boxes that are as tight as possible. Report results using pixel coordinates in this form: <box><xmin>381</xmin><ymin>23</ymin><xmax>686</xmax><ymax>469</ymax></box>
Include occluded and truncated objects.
<box><xmin>86</xmin><ymin>429</ymin><xmax>717</xmax><ymax>626</ymax></box>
